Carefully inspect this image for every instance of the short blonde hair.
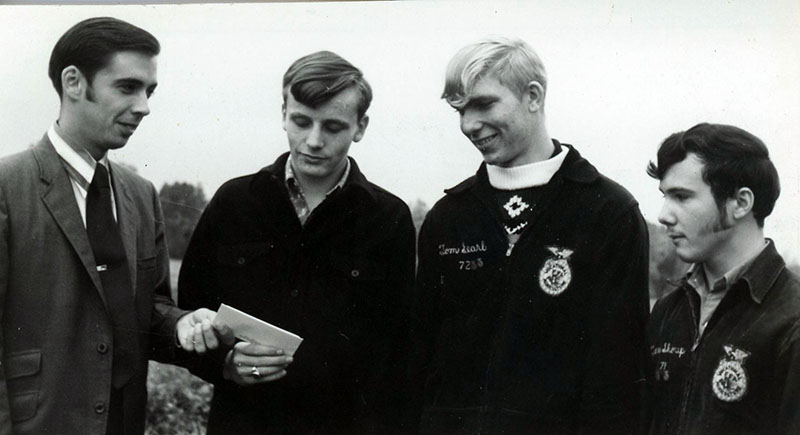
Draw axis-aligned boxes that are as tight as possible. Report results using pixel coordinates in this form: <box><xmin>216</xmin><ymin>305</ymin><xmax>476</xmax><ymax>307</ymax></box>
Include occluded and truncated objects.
<box><xmin>442</xmin><ymin>36</ymin><xmax>547</xmax><ymax>109</ymax></box>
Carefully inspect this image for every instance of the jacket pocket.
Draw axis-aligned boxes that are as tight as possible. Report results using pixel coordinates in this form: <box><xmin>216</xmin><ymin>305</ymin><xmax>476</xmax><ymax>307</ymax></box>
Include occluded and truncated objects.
<box><xmin>5</xmin><ymin>350</ymin><xmax>41</xmax><ymax>380</ymax></box>
<box><xmin>320</xmin><ymin>253</ymin><xmax>389</xmax><ymax>331</ymax></box>
<box><xmin>10</xmin><ymin>391</ymin><xmax>38</xmax><ymax>423</ymax></box>
<box><xmin>329</xmin><ymin>252</ymin><xmax>387</xmax><ymax>283</ymax></box>
<box><xmin>216</xmin><ymin>242</ymin><xmax>275</xmax><ymax>267</ymax></box>
<box><xmin>5</xmin><ymin>350</ymin><xmax>41</xmax><ymax>423</ymax></box>
<box><xmin>136</xmin><ymin>255</ymin><xmax>157</xmax><ymax>271</ymax></box>
<box><xmin>215</xmin><ymin>242</ymin><xmax>277</xmax><ymax>298</ymax></box>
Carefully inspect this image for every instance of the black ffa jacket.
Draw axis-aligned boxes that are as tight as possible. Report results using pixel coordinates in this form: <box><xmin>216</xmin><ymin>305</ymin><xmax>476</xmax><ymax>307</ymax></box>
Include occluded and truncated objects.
<box><xmin>648</xmin><ymin>241</ymin><xmax>800</xmax><ymax>435</ymax></box>
<box><xmin>178</xmin><ymin>153</ymin><xmax>416</xmax><ymax>434</ymax></box>
<box><xmin>411</xmin><ymin>143</ymin><xmax>650</xmax><ymax>434</ymax></box>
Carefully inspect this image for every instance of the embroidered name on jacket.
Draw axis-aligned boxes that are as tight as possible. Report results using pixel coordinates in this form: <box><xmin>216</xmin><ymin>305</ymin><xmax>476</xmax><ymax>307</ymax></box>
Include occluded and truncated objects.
<box><xmin>651</xmin><ymin>342</ymin><xmax>687</xmax><ymax>358</ymax></box>
<box><xmin>538</xmin><ymin>246</ymin><xmax>573</xmax><ymax>296</ymax></box>
<box><xmin>712</xmin><ymin>345</ymin><xmax>751</xmax><ymax>402</ymax></box>
<box><xmin>438</xmin><ymin>241</ymin><xmax>488</xmax><ymax>256</ymax></box>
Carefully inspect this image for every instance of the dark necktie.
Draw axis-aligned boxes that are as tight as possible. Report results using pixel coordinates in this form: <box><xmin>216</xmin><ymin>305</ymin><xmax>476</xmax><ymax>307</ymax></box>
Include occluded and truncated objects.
<box><xmin>86</xmin><ymin>162</ymin><xmax>139</xmax><ymax>388</ymax></box>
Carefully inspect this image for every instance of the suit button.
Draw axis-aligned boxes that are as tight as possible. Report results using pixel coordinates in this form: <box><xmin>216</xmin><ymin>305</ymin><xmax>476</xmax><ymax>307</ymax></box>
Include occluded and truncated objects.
<box><xmin>290</xmin><ymin>289</ymin><xmax>299</xmax><ymax>297</ymax></box>
<box><xmin>237</xmin><ymin>257</ymin><xmax>246</xmax><ymax>265</ymax></box>
<box><xmin>94</xmin><ymin>402</ymin><xmax>106</xmax><ymax>414</ymax></box>
<box><xmin>97</xmin><ymin>343</ymin><xmax>108</xmax><ymax>354</ymax></box>
<box><xmin>350</xmin><ymin>269</ymin><xmax>360</xmax><ymax>278</ymax></box>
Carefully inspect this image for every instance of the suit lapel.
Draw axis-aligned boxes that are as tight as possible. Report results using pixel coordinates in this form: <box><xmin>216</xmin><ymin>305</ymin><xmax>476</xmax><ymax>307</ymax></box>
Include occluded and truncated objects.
<box><xmin>34</xmin><ymin>136</ymin><xmax>108</xmax><ymax>306</ymax></box>
<box><xmin>110</xmin><ymin>163</ymin><xmax>139</xmax><ymax>296</ymax></box>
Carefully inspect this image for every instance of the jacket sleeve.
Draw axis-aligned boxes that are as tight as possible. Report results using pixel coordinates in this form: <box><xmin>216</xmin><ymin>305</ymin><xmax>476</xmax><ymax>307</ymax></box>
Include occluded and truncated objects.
<box><xmin>175</xmin><ymin>192</ymin><xmax>230</xmax><ymax>384</ymax></box>
<box><xmin>578</xmin><ymin>202</ymin><xmax>650</xmax><ymax>434</ymax></box>
<box><xmin>355</xmin><ymin>205</ymin><xmax>417</xmax><ymax>434</ymax></box>
<box><xmin>0</xmin><ymin>183</ymin><xmax>12</xmax><ymax>434</ymax></box>
<box><xmin>403</xmin><ymin>209</ymin><xmax>446</xmax><ymax>432</ymax></box>
<box><xmin>776</xmin><ymin>318</ymin><xmax>800</xmax><ymax>434</ymax></box>
<box><xmin>148</xmin><ymin>182</ymin><xmax>189</xmax><ymax>363</ymax></box>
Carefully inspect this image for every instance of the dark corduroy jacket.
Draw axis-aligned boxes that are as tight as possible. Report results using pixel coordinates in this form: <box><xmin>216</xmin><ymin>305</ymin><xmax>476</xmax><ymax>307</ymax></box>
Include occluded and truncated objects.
<box><xmin>178</xmin><ymin>153</ymin><xmax>416</xmax><ymax>434</ymax></box>
<box><xmin>411</xmin><ymin>143</ymin><xmax>650</xmax><ymax>434</ymax></box>
<box><xmin>648</xmin><ymin>241</ymin><xmax>800</xmax><ymax>435</ymax></box>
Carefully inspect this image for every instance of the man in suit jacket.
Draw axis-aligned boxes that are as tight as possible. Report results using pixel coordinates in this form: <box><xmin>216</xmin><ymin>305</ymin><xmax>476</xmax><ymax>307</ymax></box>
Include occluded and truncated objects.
<box><xmin>0</xmin><ymin>17</ymin><xmax>219</xmax><ymax>435</ymax></box>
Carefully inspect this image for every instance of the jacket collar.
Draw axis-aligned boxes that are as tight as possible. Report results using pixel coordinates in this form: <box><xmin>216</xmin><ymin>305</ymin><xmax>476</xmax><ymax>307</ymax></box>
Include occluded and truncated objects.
<box><xmin>738</xmin><ymin>240</ymin><xmax>786</xmax><ymax>304</ymax></box>
<box><xmin>679</xmin><ymin>239</ymin><xmax>785</xmax><ymax>305</ymax></box>
<box><xmin>445</xmin><ymin>140</ymin><xmax>600</xmax><ymax>195</ymax></box>
<box><xmin>257</xmin><ymin>152</ymin><xmax>378</xmax><ymax>203</ymax></box>
<box><xmin>31</xmin><ymin>135</ymin><xmax>127</xmax><ymax>305</ymax></box>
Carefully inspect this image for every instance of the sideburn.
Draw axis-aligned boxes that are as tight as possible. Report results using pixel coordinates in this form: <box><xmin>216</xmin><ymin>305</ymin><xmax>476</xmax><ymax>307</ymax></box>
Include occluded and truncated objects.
<box><xmin>85</xmin><ymin>83</ymin><xmax>96</xmax><ymax>102</ymax></box>
<box><xmin>711</xmin><ymin>202</ymin><xmax>734</xmax><ymax>233</ymax></box>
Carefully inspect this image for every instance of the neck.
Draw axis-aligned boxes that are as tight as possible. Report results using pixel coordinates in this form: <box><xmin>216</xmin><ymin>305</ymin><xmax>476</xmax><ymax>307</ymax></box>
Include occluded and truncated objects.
<box><xmin>519</xmin><ymin>120</ymin><xmax>554</xmax><ymax>165</ymax></box>
<box><xmin>703</xmin><ymin>223</ymin><xmax>765</xmax><ymax>282</ymax></box>
<box><xmin>56</xmin><ymin>111</ymin><xmax>105</xmax><ymax>161</ymax></box>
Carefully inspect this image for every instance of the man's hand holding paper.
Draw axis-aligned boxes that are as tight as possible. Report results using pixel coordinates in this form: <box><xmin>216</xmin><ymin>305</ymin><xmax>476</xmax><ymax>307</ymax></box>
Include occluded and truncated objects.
<box><xmin>223</xmin><ymin>342</ymin><xmax>294</xmax><ymax>385</ymax></box>
<box><xmin>214</xmin><ymin>304</ymin><xmax>303</xmax><ymax>385</ymax></box>
<box><xmin>176</xmin><ymin>308</ymin><xmax>236</xmax><ymax>354</ymax></box>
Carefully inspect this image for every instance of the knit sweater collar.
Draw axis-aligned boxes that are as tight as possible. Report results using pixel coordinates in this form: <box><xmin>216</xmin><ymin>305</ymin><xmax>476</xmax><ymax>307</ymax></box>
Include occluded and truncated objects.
<box><xmin>486</xmin><ymin>146</ymin><xmax>569</xmax><ymax>190</ymax></box>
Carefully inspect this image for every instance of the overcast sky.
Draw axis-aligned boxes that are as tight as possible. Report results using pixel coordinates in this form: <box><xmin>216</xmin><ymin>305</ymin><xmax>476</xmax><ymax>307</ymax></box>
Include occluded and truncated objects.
<box><xmin>1</xmin><ymin>0</ymin><xmax>799</xmax><ymax>262</ymax></box>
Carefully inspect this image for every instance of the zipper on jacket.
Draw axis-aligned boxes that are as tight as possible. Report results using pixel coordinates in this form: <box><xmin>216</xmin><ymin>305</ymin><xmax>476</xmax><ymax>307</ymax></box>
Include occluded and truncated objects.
<box><xmin>505</xmin><ymin>241</ymin><xmax>516</xmax><ymax>257</ymax></box>
<box><xmin>677</xmin><ymin>288</ymin><xmax>702</xmax><ymax>433</ymax></box>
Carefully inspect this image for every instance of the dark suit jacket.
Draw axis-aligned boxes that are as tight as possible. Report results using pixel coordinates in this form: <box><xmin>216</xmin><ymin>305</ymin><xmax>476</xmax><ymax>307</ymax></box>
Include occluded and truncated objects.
<box><xmin>0</xmin><ymin>136</ymin><xmax>186</xmax><ymax>435</ymax></box>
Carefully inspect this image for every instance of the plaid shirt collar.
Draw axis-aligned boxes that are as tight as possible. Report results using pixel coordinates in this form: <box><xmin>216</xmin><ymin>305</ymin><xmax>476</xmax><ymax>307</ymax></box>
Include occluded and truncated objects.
<box><xmin>284</xmin><ymin>155</ymin><xmax>351</xmax><ymax>225</ymax></box>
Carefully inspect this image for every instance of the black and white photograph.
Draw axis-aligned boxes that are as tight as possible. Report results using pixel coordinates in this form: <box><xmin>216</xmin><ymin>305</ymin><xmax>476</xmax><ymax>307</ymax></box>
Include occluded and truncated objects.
<box><xmin>1</xmin><ymin>1</ymin><xmax>799</xmax><ymax>434</ymax></box>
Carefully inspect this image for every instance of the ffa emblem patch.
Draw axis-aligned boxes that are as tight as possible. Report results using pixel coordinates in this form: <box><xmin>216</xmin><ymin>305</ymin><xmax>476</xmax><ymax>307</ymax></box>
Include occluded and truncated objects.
<box><xmin>538</xmin><ymin>246</ymin><xmax>573</xmax><ymax>296</ymax></box>
<box><xmin>712</xmin><ymin>345</ymin><xmax>750</xmax><ymax>402</ymax></box>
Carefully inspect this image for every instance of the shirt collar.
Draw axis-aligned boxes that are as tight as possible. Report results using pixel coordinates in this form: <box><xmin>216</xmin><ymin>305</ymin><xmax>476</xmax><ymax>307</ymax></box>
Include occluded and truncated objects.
<box><xmin>686</xmin><ymin>240</ymin><xmax>770</xmax><ymax>297</ymax></box>
<box><xmin>48</xmin><ymin>123</ymin><xmax>109</xmax><ymax>186</ymax></box>
<box><xmin>485</xmin><ymin>145</ymin><xmax>569</xmax><ymax>190</ymax></box>
<box><xmin>285</xmin><ymin>155</ymin><xmax>351</xmax><ymax>195</ymax></box>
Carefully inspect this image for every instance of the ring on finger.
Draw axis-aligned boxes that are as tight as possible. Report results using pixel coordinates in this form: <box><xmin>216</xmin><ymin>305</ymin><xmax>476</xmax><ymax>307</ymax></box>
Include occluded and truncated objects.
<box><xmin>250</xmin><ymin>366</ymin><xmax>261</xmax><ymax>378</ymax></box>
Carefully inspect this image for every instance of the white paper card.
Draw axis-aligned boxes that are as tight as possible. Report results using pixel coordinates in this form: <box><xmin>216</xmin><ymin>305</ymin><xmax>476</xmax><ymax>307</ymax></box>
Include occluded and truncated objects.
<box><xmin>216</xmin><ymin>303</ymin><xmax>303</xmax><ymax>355</ymax></box>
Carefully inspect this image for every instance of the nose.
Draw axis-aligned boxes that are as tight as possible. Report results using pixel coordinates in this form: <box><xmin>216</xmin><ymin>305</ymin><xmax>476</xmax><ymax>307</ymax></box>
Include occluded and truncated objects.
<box><xmin>305</xmin><ymin>124</ymin><xmax>324</xmax><ymax>149</ymax></box>
<box><xmin>460</xmin><ymin>110</ymin><xmax>481</xmax><ymax>138</ymax></box>
<box><xmin>131</xmin><ymin>92</ymin><xmax>150</xmax><ymax>117</ymax></box>
<box><xmin>657</xmin><ymin>201</ymin><xmax>675</xmax><ymax>227</ymax></box>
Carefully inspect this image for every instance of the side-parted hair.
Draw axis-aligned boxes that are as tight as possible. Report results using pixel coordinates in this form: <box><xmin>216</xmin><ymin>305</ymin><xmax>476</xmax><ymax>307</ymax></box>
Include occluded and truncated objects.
<box><xmin>49</xmin><ymin>17</ymin><xmax>160</xmax><ymax>99</ymax></box>
<box><xmin>647</xmin><ymin>123</ymin><xmax>780</xmax><ymax>227</ymax></box>
<box><xmin>442</xmin><ymin>36</ymin><xmax>547</xmax><ymax>109</ymax></box>
<box><xmin>282</xmin><ymin>51</ymin><xmax>372</xmax><ymax>120</ymax></box>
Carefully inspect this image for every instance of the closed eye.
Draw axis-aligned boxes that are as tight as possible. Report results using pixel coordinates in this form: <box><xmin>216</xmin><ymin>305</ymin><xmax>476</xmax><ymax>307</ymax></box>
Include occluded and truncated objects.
<box><xmin>290</xmin><ymin>115</ymin><xmax>312</xmax><ymax>128</ymax></box>
<box><xmin>118</xmin><ymin>84</ymin><xmax>136</xmax><ymax>94</ymax></box>
<box><xmin>324</xmin><ymin>122</ymin><xmax>347</xmax><ymax>134</ymax></box>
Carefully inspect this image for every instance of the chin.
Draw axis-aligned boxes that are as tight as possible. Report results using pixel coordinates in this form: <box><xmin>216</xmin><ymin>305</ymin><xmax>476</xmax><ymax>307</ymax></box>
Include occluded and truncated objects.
<box><xmin>108</xmin><ymin>138</ymin><xmax>130</xmax><ymax>150</ymax></box>
<box><xmin>674</xmin><ymin>248</ymin><xmax>699</xmax><ymax>265</ymax></box>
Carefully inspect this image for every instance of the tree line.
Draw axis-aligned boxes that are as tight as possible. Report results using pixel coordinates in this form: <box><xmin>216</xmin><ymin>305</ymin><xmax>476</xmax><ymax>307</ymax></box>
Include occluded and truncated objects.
<box><xmin>157</xmin><ymin>183</ymin><xmax>799</xmax><ymax>302</ymax></box>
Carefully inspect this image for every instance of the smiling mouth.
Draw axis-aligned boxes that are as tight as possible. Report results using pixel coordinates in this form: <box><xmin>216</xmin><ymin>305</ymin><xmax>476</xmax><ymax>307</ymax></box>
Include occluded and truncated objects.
<box><xmin>118</xmin><ymin>122</ymin><xmax>139</xmax><ymax>133</ymax></box>
<box><xmin>472</xmin><ymin>134</ymin><xmax>497</xmax><ymax>149</ymax></box>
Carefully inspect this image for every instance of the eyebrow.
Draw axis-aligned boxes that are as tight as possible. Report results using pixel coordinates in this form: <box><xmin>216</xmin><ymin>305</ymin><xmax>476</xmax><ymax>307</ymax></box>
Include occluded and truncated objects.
<box><xmin>464</xmin><ymin>95</ymin><xmax>497</xmax><ymax>108</ymax></box>
<box><xmin>115</xmin><ymin>78</ymin><xmax>158</xmax><ymax>91</ymax></box>
<box><xmin>661</xmin><ymin>186</ymin><xmax>694</xmax><ymax>195</ymax></box>
<box><xmin>288</xmin><ymin>112</ymin><xmax>351</xmax><ymax>127</ymax></box>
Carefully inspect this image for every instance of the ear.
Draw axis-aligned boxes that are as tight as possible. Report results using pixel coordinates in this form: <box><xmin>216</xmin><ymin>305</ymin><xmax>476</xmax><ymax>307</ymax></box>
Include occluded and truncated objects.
<box><xmin>353</xmin><ymin>115</ymin><xmax>369</xmax><ymax>143</ymax></box>
<box><xmin>281</xmin><ymin>103</ymin><xmax>287</xmax><ymax>131</ymax></box>
<box><xmin>61</xmin><ymin>66</ymin><xmax>83</xmax><ymax>101</ymax></box>
<box><xmin>525</xmin><ymin>80</ymin><xmax>545</xmax><ymax>113</ymax></box>
<box><xmin>731</xmin><ymin>187</ymin><xmax>755</xmax><ymax>221</ymax></box>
